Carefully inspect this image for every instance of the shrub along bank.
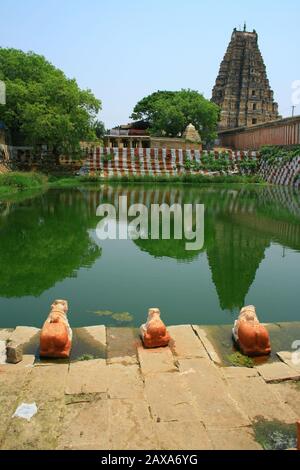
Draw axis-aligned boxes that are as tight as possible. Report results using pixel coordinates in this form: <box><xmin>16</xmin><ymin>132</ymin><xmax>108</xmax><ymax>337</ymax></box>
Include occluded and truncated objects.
<box><xmin>0</xmin><ymin>172</ymin><xmax>48</xmax><ymax>197</ymax></box>
<box><xmin>0</xmin><ymin>171</ymin><xmax>267</xmax><ymax>198</ymax></box>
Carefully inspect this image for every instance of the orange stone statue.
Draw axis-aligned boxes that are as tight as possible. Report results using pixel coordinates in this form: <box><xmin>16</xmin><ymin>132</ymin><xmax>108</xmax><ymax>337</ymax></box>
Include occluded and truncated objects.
<box><xmin>233</xmin><ymin>305</ymin><xmax>271</xmax><ymax>357</ymax></box>
<box><xmin>140</xmin><ymin>308</ymin><xmax>171</xmax><ymax>348</ymax></box>
<box><xmin>40</xmin><ymin>299</ymin><xmax>72</xmax><ymax>358</ymax></box>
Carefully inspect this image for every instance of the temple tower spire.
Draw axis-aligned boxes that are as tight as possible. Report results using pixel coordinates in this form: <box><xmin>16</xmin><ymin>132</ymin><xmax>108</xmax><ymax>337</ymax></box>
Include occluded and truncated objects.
<box><xmin>212</xmin><ymin>27</ymin><xmax>279</xmax><ymax>130</ymax></box>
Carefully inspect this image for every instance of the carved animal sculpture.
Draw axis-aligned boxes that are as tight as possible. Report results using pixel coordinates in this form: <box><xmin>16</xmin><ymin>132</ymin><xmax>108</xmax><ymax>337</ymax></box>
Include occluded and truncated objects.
<box><xmin>233</xmin><ymin>305</ymin><xmax>271</xmax><ymax>357</ymax></box>
<box><xmin>140</xmin><ymin>308</ymin><xmax>170</xmax><ymax>348</ymax></box>
<box><xmin>40</xmin><ymin>300</ymin><xmax>72</xmax><ymax>358</ymax></box>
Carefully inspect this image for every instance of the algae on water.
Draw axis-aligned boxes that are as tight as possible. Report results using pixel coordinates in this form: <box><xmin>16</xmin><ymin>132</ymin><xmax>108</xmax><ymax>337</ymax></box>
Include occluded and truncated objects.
<box><xmin>91</xmin><ymin>310</ymin><xmax>133</xmax><ymax>323</ymax></box>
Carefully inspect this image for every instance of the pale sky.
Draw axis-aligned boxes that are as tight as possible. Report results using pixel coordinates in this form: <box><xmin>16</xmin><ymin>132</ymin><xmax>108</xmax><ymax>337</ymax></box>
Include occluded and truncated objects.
<box><xmin>1</xmin><ymin>0</ymin><xmax>299</xmax><ymax>128</ymax></box>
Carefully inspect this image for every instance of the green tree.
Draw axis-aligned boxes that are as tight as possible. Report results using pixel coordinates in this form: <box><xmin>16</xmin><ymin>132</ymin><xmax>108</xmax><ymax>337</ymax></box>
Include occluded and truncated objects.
<box><xmin>131</xmin><ymin>89</ymin><xmax>220</xmax><ymax>144</ymax></box>
<box><xmin>0</xmin><ymin>48</ymin><xmax>102</xmax><ymax>160</ymax></box>
<box><xmin>93</xmin><ymin>120</ymin><xmax>106</xmax><ymax>139</ymax></box>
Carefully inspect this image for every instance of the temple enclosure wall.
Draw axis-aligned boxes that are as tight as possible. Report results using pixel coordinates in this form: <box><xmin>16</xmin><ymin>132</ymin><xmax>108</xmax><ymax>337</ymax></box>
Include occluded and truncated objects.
<box><xmin>218</xmin><ymin>116</ymin><xmax>300</xmax><ymax>150</ymax></box>
<box><xmin>81</xmin><ymin>147</ymin><xmax>258</xmax><ymax>176</ymax></box>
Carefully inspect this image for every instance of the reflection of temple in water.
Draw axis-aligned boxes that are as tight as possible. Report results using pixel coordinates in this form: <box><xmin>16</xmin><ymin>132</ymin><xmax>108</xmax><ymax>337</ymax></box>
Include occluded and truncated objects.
<box><xmin>2</xmin><ymin>184</ymin><xmax>299</xmax><ymax>307</ymax></box>
<box><xmin>206</xmin><ymin>220</ymin><xmax>270</xmax><ymax>311</ymax></box>
<box><xmin>92</xmin><ymin>185</ymin><xmax>300</xmax><ymax>310</ymax></box>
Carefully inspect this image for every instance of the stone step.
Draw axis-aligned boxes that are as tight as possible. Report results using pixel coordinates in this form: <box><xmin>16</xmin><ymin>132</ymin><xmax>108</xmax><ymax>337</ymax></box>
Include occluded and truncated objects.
<box><xmin>168</xmin><ymin>325</ymin><xmax>209</xmax><ymax>359</ymax></box>
<box><xmin>255</xmin><ymin>361</ymin><xmax>300</xmax><ymax>383</ymax></box>
<box><xmin>227</xmin><ymin>376</ymin><xmax>298</xmax><ymax>423</ymax></box>
<box><xmin>137</xmin><ymin>345</ymin><xmax>178</xmax><ymax>375</ymax></box>
<box><xmin>177</xmin><ymin>358</ymin><xmax>251</xmax><ymax>429</ymax></box>
<box><xmin>6</xmin><ymin>327</ymin><xmax>40</xmax><ymax>364</ymax></box>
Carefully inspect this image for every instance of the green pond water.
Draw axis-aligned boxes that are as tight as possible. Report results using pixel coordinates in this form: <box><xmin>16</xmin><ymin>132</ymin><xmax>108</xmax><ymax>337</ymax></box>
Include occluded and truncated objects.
<box><xmin>0</xmin><ymin>183</ymin><xmax>300</xmax><ymax>328</ymax></box>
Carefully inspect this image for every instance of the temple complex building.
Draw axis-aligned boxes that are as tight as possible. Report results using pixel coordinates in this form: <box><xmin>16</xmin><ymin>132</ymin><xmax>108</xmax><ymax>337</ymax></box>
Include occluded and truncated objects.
<box><xmin>212</xmin><ymin>26</ymin><xmax>280</xmax><ymax>130</ymax></box>
<box><xmin>104</xmin><ymin>122</ymin><xmax>202</xmax><ymax>150</ymax></box>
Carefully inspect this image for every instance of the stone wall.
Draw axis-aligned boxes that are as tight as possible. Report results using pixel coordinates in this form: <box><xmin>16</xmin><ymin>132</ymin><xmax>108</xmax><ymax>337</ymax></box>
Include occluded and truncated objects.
<box><xmin>150</xmin><ymin>137</ymin><xmax>202</xmax><ymax>151</ymax></box>
<box><xmin>82</xmin><ymin>147</ymin><xmax>258</xmax><ymax>177</ymax></box>
<box><xmin>259</xmin><ymin>156</ymin><xmax>300</xmax><ymax>188</ymax></box>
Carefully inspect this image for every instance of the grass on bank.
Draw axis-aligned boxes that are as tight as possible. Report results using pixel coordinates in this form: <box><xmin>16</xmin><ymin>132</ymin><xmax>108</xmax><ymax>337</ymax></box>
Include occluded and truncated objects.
<box><xmin>0</xmin><ymin>172</ymin><xmax>48</xmax><ymax>197</ymax></box>
<box><xmin>0</xmin><ymin>171</ymin><xmax>267</xmax><ymax>198</ymax></box>
<box><xmin>50</xmin><ymin>173</ymin><xmax>266</xmax><ymax>186</ymax></box>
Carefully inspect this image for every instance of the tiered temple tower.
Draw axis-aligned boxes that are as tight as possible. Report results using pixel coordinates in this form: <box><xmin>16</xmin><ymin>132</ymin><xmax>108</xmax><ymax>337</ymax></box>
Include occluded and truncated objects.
<box><xmin>212</xmin><ymin>26</ymin><xmax>279</xmax><ymax>130</ymax></box>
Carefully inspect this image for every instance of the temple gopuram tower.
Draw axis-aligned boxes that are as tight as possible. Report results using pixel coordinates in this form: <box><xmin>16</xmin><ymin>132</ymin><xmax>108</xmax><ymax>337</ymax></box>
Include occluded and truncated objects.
<box><xmin>212</xmin><ymin>26</ymin><xmax>279</xmax><ymax>130</ymax></box>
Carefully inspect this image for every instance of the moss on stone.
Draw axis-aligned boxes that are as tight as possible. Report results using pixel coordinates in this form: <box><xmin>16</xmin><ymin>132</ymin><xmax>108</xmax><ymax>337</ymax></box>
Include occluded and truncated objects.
<box><xmin>253</xmin><ymin>418</ymin><xmax>297</xmax><ymax>450</ymax></box>
<box><xmin>77</xmin><ymin>354</ymin><xmax>95</xmax><ymax>361</ymax></box>
<box><xmin>227</xmin><ymin>351</ymin><xmax>254</xmax><ymax>368</ymax></box>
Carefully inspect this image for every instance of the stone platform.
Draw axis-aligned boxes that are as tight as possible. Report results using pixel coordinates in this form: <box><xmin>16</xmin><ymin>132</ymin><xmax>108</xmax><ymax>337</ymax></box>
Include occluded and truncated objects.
<box><xmin>0</xmin><ymin>324</ymin><xmax>299</xmax><ymax>450</ymax></box>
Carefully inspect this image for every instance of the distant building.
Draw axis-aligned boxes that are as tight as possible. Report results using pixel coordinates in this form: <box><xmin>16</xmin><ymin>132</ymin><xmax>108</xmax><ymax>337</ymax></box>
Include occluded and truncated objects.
<box><xmin>212</xmin><ymin>26</ymin><xmax>280</xmax><ymax>130</ymax></box>
<box><xmin>105</xmin><ymin>121</ymin><xmax>150</xmax><ymax>148</ymax></box>
<box><xmin>104</xmin><ymin>122</ymin><xmax>202</xmax><ymax>150</ymax></box>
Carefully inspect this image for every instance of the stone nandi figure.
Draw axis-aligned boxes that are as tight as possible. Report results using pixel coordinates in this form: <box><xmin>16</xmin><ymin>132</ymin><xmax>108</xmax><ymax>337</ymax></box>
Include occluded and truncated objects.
<box><xmin>233</xmin><ymin>305</ymin><xmax>271</xmax><ymax>357</ymax></box>
<box><xmin>140</xmin><ymin>308</ymin><xmax>171</xmax><ymax>348</ymax></box>
<box><xmin>40</xmin><ymin>300</ymin><xmax>72</xmax><ymax>358</ymax></box>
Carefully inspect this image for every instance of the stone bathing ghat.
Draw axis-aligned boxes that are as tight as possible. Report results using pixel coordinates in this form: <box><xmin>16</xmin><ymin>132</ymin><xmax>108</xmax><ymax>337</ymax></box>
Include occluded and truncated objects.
<box><xmin>4</xmin><ymin>303</ymin><xmax>272</xmax><ymax>362</ymax></box>
<box><xmin>1</xmin><ymin>302</ymin><xmax>300</xmax><ymax>450</ymax></box>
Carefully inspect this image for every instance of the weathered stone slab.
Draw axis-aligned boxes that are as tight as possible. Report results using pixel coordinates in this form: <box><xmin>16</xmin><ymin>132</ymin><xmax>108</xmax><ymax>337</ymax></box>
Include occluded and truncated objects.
<box><xmin>6</xmin><ymin>327</ymin><xmax>40</xmax><ymax>364</ymax></box>
<box><xmin>107</xmin><ymin>327</ymin><xmax>138</xmax><ymax>360</ymax></box>
<box><xmin>1</xmin><ymin>355</ymin><xmax>35</xmax><ymax>370</ymax></box>
<box><xmin>57</xmin><ymin>398</ymin><xmax>109</xmax><ymax>450</ymax></box>
<box><xmin>0</xmin><ymin>362</ymin><xmax>68</xmax><ymax>450</ymax></box>
<box><xmin>0</xmin><ymin>367</ymin><xmax>32</xmax><ymax>445</ymax></box>
<box><xmin>66</xmin><ymin>359</ymin><xmax>107</xmax><ymax>395</ymax></box>
<box><xmin>83</xmin><ymin>325</ymin><xmax>106</xmax><ymax>348</ymax></box>
<box><xmin>21</xmin><ymin>363</ymin><xmax>69</xmax><ymax>403</ymax></box>
<box><xmin>178</xmin><ymin>357</ymin><xmax>225</xmax><ymax>381</ymax></box>
<box><xmin>256</xmin><ymin>362</ymin><xmax>300</xmax><ymax>383</ymax></box>
<box><xmin>192</xmin><ymin>326</ymin><xmax>222</xmax><ymax>364</ymax></box>
<box><xmin>277</xmin><ymin>351</ymin><xmax>300</xmax><ymax>373</ymax></box>
<box><xmin>144</xmin><ymin>372</ymin><xmax>202</xmax><ymax>423</ymax></box>
<box><xmin>207</xmin><ymin>427</ymin><xmax>262</xmax><ymax>450</ymax></box>
<box><xmin>2</xmin><ymin>399</ymin><xmax>65</xmax><ymax>450</ymax></box>
<box><xmin>107</xmin><ymin>364</ymin><xmax>144</xmax><ymax>400</ymax></box>
<box><xmin>269</xmin><ymin>382</ymin><xmax>300</xmax><ymax>416</ymax></box>
<box><xmin>221</xmin><ymin>366</ymin><xmax>259</xmax><ymax>380</ymax></box>
<box><xmin>107</xmin><ymin>355</ymin><xmax>138</xmax><ymax>366</ymax></box>
<box><xmin>108</xmin><ymin>399</ymin><xmax>158</xmax><ymax>450</ymax></box>
<box><xmin>7</xmin><ymin>326</ymin><xmax>40</xmax><ymax>345</ymax></box>
<box><xmin>228</xmin><ymin>377</ymin><xmax>297</xmax><ymax>423</ymax></box>
<box><xmin>168</xmin><ymin>325</ymin><xmax>208</xmax><ymax>359</ymax></box>
<box><xmin>155</xmin><ymin>421</ymin><xmax>213</xmax><ymax>450</ymax></box>
<box><xmin>137</xmin><ymin>346</ymin><xmax>177</xmax><ymax>375</ymax></box>
<box><xmin>178</xmin><ymin>358</ymin><xmax>250</xmax><ymax>428</ymax></box>
<box><xmin>0</xmin><ymin>329</ymin><xmax>12</xmax><ymax>341</ymax></box>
